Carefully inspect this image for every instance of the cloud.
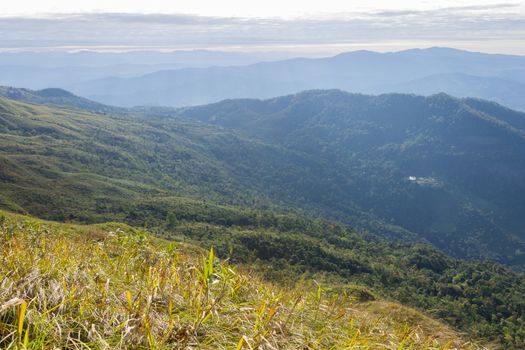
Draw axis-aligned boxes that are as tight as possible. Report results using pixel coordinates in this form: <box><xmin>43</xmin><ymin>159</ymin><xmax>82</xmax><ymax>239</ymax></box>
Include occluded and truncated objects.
<box><xmin>0</xmin><ymin>4</ymin><xmax>523</xmax><ymax>53</ymax></box>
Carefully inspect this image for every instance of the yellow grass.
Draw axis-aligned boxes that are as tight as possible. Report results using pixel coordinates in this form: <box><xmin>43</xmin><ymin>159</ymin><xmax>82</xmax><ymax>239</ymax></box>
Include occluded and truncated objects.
<box><xmin>0</xmin><ymin>211</ymin><xmax>482</xmax><ymax>349</ymax></box>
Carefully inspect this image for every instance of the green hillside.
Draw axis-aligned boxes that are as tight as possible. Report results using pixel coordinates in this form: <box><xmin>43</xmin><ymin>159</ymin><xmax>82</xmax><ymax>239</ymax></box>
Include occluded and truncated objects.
<box><xmin>0</xmin><ymin>86</ymin><xmax>125</xmax><ymax>115</ymax></box>
<box><xmin>1</xmin><ymin>94</ymin><xmax>525</xmax><ymax>347</ymax></box>
<box><xmin>0</xmin><ymin>95</ymin><xmax>316</xmax><ymax>221</ymax></box>
<box><xmin>178</xmin><ymin>90</ymin><xmax>525</xmax><ymax>269</ymax></box>
<box><xmin>0</xmin><ymin>92</ymin><xmax>407</xmax><ymax>235</ymax></box>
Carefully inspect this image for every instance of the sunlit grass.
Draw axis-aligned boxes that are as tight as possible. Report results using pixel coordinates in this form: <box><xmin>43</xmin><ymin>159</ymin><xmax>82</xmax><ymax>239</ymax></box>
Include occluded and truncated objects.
<box><xmin>0</xmin><ymin>211</ymin><xmax>481</xmax><ymax>349</ymax></box>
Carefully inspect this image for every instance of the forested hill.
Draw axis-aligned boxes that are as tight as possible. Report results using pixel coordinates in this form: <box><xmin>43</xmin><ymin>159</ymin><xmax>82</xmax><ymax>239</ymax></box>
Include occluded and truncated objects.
<box><xmin>2</xmin><ymin>88</ymin><xmax>525</xmax><ymax>271</ymax></box>
<box><xmin>178</xmin><ymin>90</ymin><xmax>525</xmax><ymax>269</ymax></box>
<box><xmin>1</xmin><ymin>92</ymin><xmax>525</xmax><ymax>346</ymax></box>
<box><xmin>0</xmin><ymin>86</ymin><xmax>123</xmax><ymax>115</ymax></box>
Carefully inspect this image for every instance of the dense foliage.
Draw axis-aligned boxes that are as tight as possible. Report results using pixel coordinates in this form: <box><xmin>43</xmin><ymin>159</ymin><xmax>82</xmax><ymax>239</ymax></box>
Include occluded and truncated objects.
<box><xmin>178</xmin><ymin>90</ymin><xmax>525</xmax><ymax>269</ymax></box>
<box><xmin>150</xmin><ymin>212</ymin><xmax>525</xmax><ymax>348</ymax></box>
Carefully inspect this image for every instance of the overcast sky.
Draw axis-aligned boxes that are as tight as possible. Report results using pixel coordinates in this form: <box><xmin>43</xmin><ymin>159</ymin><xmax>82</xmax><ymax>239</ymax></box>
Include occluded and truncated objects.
<box><xmin>0</xmin><ymin>0</ymin><xmax>524</xmax><ymax>54</ymax></box>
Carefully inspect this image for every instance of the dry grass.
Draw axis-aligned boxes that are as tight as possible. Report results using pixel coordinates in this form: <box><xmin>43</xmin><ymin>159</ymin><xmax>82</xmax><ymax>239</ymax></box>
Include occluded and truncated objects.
<box><xmin>0</xmin><ymin>211</ymin><xmax>482</xmax><ymax>349</ymax></box>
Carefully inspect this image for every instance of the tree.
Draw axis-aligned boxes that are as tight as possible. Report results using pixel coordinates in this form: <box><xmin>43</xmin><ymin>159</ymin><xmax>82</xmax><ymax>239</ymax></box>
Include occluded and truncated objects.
<box><xmin>166</xmin><ymin>212</ymin><xmax>179</xmax><ymax>229</ymax></box>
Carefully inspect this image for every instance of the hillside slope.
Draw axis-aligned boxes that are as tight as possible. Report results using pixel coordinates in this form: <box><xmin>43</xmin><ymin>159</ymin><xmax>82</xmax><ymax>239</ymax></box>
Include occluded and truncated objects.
<box><xmin>0</xmin><ymin>86</ymin><xmax>125</xmax><ymax>115</ymax></box>
<box><xmin>178</xmin><ymin>90</ymin><xmax>525</xmax><ymax>269</ymax></box>
<box><xmin>1</xmin><ymin>211</ymin><xmax>481</xmax><ymax>349</ymax></box>
<box><xmin>0</xmin><ymin>95</ymin><xmax>330</xmax><ymax>221</ymax></box>
<box><xmin>0</xmin><ymin>93</ymin><xmax>415</xmax><ymax>242</ymax></box>
<box><xmin>2</xmin><ymin>91</ymin><xmax>525</xmax><ymax>269</ymax></box>
<box><xmin>1</xmin><ymin>95</ymin><xmax>525</xmax><ymax>346</ymax></box>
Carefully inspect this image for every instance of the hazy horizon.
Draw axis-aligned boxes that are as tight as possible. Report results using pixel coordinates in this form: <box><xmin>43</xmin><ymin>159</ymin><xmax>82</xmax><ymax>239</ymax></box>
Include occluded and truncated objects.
<box><xmin>1</xmin><ymin>0</ymin><xmax>524</xmax><ymax>55</ymax></box>
<box><xmin>0</xmin><ymin>45</ymin><xmax>524</xmax><ymax>58</ymax></box>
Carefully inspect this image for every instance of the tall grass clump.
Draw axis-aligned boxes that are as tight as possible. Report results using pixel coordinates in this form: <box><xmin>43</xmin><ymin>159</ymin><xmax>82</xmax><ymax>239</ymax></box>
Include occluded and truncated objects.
<box><xmin>0</xmin><ymin>211</ymin><xmax>482</xmax><ymax>349</ymax></box>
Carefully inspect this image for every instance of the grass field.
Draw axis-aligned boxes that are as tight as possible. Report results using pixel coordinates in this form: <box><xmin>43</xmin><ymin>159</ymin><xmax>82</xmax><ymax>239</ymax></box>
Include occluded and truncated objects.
<box><xmin>0</xmin><ymin>211</ymin><xmax>480</xmax><ymax>349</ymax></box>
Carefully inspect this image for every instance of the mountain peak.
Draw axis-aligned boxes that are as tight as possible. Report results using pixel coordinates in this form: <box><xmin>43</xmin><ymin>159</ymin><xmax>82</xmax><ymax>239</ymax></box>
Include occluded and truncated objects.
<box><xmin>36</xmin><ymin>88</ymin><xmax>76</xmax><ymax>98</ymax></box>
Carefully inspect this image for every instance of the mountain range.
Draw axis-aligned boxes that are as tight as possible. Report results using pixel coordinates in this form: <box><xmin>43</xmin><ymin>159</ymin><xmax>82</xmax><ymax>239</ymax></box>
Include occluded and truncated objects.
<box><xmin>0</xmin><ymin>50</ymin><xmax>294</xmax><ymax>90</ymax></box>
<box><xmin>57</xmin><ymin>47</ymin><xmax>525</xmax><ymax>111</ymax></box>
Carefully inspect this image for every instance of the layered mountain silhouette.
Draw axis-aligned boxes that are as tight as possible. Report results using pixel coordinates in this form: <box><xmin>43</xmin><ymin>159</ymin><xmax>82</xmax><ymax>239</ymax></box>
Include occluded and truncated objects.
<box><xmin>60</xmin><ymin>48</ymin><xmax>525</xmax><ymax>111</ymax></box>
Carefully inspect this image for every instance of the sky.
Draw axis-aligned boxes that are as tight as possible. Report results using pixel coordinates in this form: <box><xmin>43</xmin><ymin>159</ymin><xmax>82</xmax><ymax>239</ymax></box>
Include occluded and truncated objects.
<box><xmin>2</xmin><ymin>0</ymin><xmax>524</xmax><ymax>18</ymax></box>
<box><xmin>0</xmin><ymin>0</ymin><xmax>524</xmax><ymax>54</ymax></box>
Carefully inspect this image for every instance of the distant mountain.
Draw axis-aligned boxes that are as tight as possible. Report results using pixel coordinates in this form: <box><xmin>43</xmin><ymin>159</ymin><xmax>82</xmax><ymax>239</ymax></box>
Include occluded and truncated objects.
<box><xmin>0</xmin><ymin>50</ymin><xmax>291</xmax><ymax>68</ymax></box>
<box><xmin>0</xmin><ymin>50</ymin><xmax>293</xmax><ymax>90</ymax></box>
<box><xmin>386</xmin><ymin>73</ymin><xmax>525</xmax><ymax>111</ymax></box>
<box><xmin>0</xmin><ymin>64</ymin><xmax>187</xmax><ymax>90</ymax></box>
<box><xmin>66</xmin><ymin>48</ymin><xmax>525</xmax><ymax>110</ymax></box>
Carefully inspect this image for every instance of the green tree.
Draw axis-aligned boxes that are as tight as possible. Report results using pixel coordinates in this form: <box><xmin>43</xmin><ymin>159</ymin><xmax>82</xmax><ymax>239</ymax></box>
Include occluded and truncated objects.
<box><xmin>166</xmin><ymin>211</ymin><xmax>179</xmax><ymax>229</ymax></box>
